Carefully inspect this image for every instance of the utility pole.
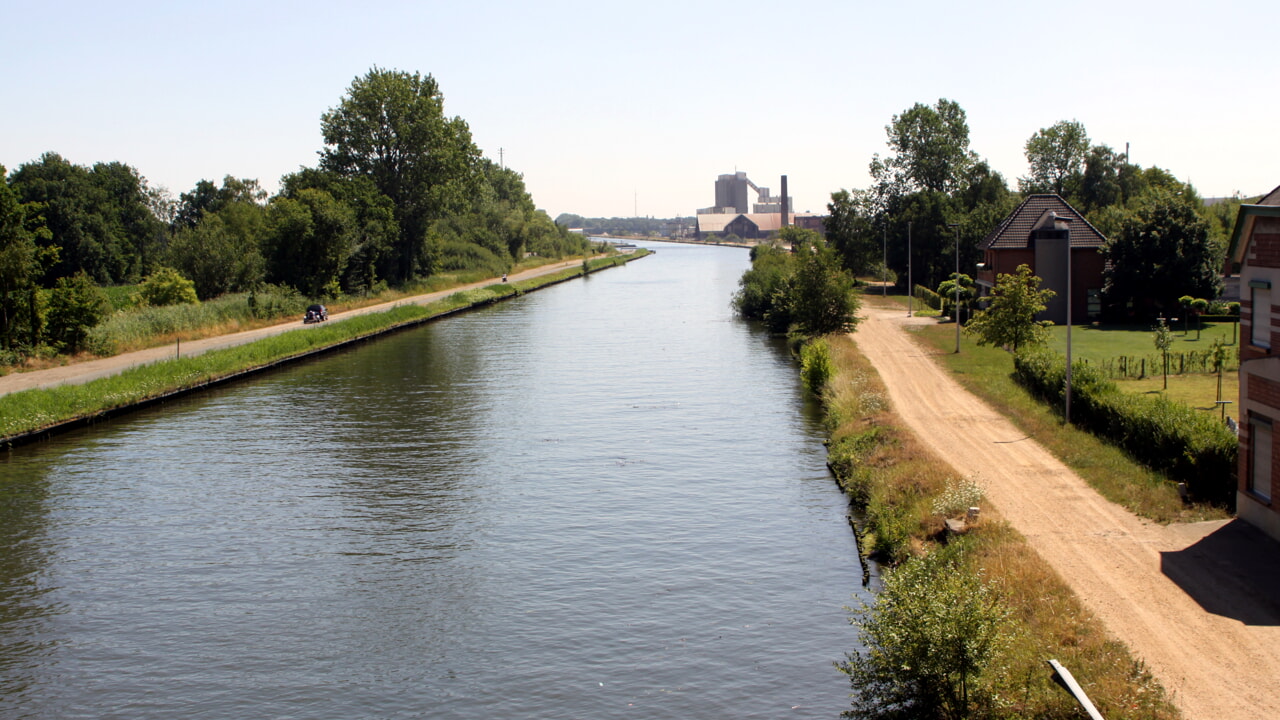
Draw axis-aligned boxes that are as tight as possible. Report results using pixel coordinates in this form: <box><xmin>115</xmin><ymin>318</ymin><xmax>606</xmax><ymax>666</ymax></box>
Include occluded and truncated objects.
<box><xmin>882</xmin><ymin>225</ymin><xmax>887</xmax><ymax>297</ymax></box>
<box><xmin>907</xmin><ymin>221</ymin><xmax>913</xmax><ymax>316</ymax></box>
<box><xmin>499</xmin><ymin>147</ymin><xmax>504</xmax><ymax>169</ymax></box>
<box><xmin>951</xmin><ymin>223</ymin><xmax>961</xmax><ymax>353</ymax></box>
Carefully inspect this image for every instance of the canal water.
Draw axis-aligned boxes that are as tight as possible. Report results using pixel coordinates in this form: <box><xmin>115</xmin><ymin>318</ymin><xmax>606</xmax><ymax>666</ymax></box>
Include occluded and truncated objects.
<box><xmin>0</xmin><ymin>242</ymin><xmax>867</xmax><ymax>719</ymax></box>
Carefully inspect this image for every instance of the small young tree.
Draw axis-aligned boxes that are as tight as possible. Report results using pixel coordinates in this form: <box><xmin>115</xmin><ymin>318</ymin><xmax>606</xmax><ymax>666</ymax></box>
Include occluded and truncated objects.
<box><xmin>1190</xmin><ymin>297</ymin><xmax>1209</xmax><ymax>340</ymax></box>
<box><xmin>936</xmin><ymin>273</ymin><xmax>975</xmax><ymax>324</ymax></box>
<box><xmin>964</xmin><ymin>264</ymin><xmax>1054</xmax><ymax>352</ymax></box>
<box><xmin>840</xmin><ymin>543</ymin><xmax>1011</xmax><ymax>720</ymax></box>
<box><xmin>1153</xmin><ymin>319</ymin><xmax>1173</xmax><ymax>390</ymax></box>
<box><xmin>45</xmin><ymin>271</ymin><xmax>108</xmax><ymax>352</ymax></box>
<box><xmin>1210</xmin><ymin>338</ymin><xmax>1229</xmax><ymax>413</ymax></box>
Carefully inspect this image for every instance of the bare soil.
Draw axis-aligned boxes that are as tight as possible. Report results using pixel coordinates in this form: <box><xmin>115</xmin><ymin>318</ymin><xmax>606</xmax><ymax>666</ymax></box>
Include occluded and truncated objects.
<box><xmin>855</xmin><ymin>304</ymin><xmax>1280</xmax><ymax>720</ymax></box>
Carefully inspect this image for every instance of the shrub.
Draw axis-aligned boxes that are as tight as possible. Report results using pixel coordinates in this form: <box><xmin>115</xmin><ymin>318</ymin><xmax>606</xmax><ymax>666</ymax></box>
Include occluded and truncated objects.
<box><xmin>800</xmin><ymin>338</ymin><xmax>833</xmax><ymax>394</ymax></box>
<box><xmin>840</xmin><ymin>541</ymin><xmax>1012</xmax><ymax>720</ymax></box>
<box><xmin>137</xmin><ymin>267</ymin><xmax>199</xmax><ymax>307</ymax></box>
<box><xmin>1013</xmin><ymin>348</ymin><xmax>1236</xmax><ymax>505</ymax></box>
<box><xmin>45</xmin><ymin>272</ymin><xmax>109</xmax><ymax>353</ymax></box>
<box><xmin>915</xmin><ymin>284</ymin><xmax>942</xmax><ymax>310</ymax></box>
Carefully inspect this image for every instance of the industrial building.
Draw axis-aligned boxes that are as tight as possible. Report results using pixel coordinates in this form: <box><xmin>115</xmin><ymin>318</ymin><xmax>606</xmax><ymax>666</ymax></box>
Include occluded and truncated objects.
<box><xmin>696</xmin><ymin>172</ymin><xmax>817</xmax><ymax>240</ymax></box>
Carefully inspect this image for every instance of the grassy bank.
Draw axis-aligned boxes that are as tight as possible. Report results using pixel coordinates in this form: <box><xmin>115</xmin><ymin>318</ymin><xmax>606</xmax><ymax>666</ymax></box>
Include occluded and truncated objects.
<box><xmin>821</xmin><ymin>330</ymin><xmax>1178</xmax><ymax>719</ymax></box>
<box><xmin>0</xmin><ymin>252</ymin><xmax>644</xmax><ymax>446</ymax></box>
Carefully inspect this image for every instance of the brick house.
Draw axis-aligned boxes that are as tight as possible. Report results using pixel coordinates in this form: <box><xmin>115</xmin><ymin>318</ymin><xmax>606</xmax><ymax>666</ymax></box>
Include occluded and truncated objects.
<box><xmin>1229</xmin><ymin>185</ymin><xmax>1280</xmax><ymax>542</ymax></box>
<box><xmin>976</xmin><ymin>194</ymin><xmax>1107</xmax><ymax>324</ymax></box>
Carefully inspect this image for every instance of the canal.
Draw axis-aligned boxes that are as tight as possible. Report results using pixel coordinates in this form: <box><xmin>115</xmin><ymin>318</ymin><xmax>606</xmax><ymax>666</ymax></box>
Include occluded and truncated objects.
<box><xmin>0</xmin><ymin>242</ymin><xmax>867</xmax><ymax>719</ymax></box>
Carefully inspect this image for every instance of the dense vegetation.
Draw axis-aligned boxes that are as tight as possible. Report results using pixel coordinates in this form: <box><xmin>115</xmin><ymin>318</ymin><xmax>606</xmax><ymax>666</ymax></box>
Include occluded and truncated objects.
<box><xmin>731</xmin><ymin>227</ymin><xmax>859</xmax><ymax>338</ymax></box>
<box><xmin>0</xmin><ymin>67</ymin><xmax>588</xmax><ymax>364</ymax></box>
<box><xmin>552</xmin><ymin>214</ymin><xmax>693</xmax><ymax>238</ymax></box>
<box><xmin>824</xmin><ymin>103</ymin><xmax>1237</xmax><ymax>322</ymax></box>
<box><xmin>1013</xmin><ymin>348</ymin><xmax>1237</xmax><ymax>506</ymax></box>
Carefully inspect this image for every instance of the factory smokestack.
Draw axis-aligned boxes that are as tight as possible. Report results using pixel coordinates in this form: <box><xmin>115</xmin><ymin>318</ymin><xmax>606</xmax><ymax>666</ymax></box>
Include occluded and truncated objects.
<box><xmin>780</xmin><ymin>175</ymin><xmax>789</xmax><ymax>228</ymax></box>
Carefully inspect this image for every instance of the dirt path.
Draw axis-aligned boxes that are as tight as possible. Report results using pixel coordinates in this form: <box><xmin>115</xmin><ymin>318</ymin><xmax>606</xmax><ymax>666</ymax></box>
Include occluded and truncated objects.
<box><xmin>854</xmin><ymin>304</ymin><xmax>1280</xmax><ymax>720</ymax></box>
<box><xmin>0</xmin><ymin>258</ymin><xmax>594</xmax><ymax>398</ymax></box>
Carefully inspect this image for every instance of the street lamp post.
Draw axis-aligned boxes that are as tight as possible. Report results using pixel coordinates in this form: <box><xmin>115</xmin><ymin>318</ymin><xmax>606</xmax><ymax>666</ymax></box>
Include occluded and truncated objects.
<box><xmin>1065</xmin><ymin>228</ymin><xmax>1073</xmax><ymax>424</ymax></box>
<box><xmin>907</xmin><ymin>221</ymin><xmax>913</xmax><ymax>317</ymax></box>
<box><xmin>951</xmin><ymin>223</ymin><xmax>961</xmax><ymax>353</ymax></box>
<box><xmin>882</xmin><ymin>225</ymin><xmax>887</xmax><ymax>297</ymax></box>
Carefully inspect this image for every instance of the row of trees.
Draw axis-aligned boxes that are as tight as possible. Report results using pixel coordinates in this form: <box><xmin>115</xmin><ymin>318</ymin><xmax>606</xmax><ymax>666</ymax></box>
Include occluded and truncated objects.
<box><xmin>825</xmin><ymin>101</ymin><xmax>1233</xmax><ymax>320</ymax></box>
<box><xmin>0</xmin><ymin>67</ymin><xmax>588</xmax><ymax>355</ymax></box>
<box><xmin>553</xmin><ymin>214</ymin><xmax>695</xmax><ymax>238</ymax></box>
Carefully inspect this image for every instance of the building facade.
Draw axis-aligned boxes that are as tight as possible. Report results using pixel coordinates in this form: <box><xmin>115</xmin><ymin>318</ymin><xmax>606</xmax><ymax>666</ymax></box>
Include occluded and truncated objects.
<box><xmin>1230</xmin><ymin>185</ymin><xmax>1280</xmax><ymax>541</ymax></box>
<box><xmin>977</xmin><ymin>195</ymin><xmax>1107</xmax><ymax>324</ymax></box>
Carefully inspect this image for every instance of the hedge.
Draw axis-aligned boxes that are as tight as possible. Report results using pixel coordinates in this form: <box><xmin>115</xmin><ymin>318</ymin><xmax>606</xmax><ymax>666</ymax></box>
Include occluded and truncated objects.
<box><xmin>1013</xmin><ymin>349</ymin><xmax>1237</xmax><ymax>507</ymax></box>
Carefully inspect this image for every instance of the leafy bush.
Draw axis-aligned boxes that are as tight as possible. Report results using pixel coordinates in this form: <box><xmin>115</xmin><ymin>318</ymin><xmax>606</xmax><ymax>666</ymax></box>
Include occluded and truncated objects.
<box><xmin>46</xmin><ymin>272</ymin><xmax>109</xmax><ymax>352</ymax></box>
<box><xmin>1013</xmin><ymin>348</ymin><xmax>1236</xmax><ymax>505</ymax></box>
<box><xmin>800</xmin><ymin>338</ymin><xmax>833</xmax><ymax>394</ymax></box>
<box><xmin>840</xmin><ymin>541</ymin><xmax>1012</xmax><ymax>720</ymax></box>
<box><xmin>137</xmin><ymin>267</ymin><xmax>199</xmax><ymax>307</ymax></box>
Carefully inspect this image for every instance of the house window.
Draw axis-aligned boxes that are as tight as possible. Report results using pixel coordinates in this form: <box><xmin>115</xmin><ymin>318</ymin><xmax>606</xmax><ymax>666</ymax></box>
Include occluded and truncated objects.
<box><xmin>1250</xmin><ymin>415</ymin><xmax>1273</xmax><ymax>502</ymax></box>
<box><xmin>1251</xmin><ymin>285</ymin><xmax>1271</xmax><ymax>349</ymax></box>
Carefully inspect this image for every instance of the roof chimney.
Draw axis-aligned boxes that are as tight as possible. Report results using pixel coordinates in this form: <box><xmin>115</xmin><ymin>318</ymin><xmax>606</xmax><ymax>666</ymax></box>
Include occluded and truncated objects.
<box><xmin>781</xmin><ymin>175</ymin><xmax>790</xmax><ymax>228</ymax></box>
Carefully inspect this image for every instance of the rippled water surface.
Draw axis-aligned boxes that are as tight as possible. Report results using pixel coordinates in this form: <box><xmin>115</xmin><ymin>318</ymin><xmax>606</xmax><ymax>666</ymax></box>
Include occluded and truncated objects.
<box><xmin>0</xmin><ymin>242</ymin><xmax>866</xmax><ymax>719</ymax></box>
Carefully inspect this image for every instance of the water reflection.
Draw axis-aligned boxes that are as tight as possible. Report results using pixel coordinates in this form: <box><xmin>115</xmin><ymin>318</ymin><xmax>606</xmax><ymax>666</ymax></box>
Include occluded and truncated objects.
<box><xmin>0</xmin><ymin>243</ymin><xmax>865</xmax><ymax>719</ymax></box>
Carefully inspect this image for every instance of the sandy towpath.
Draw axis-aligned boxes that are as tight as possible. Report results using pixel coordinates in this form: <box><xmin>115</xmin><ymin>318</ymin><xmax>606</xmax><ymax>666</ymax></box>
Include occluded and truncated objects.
<box><xmin>0</xmin><ymin>257</ymin><xmax>595</xmax><ymax>398</ymax></box>
<box><xmin>854</xmin><ymin>304</ymin><xmax>1280</xmax><ymax>720</ymax></box>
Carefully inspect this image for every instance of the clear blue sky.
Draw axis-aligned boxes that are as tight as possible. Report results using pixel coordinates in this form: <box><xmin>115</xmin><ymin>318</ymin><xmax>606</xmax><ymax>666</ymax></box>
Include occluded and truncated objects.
<box><xmin>3</xmin><ymin>0</ymin><xmax>1276</xmax><ymax>220</ymax></box>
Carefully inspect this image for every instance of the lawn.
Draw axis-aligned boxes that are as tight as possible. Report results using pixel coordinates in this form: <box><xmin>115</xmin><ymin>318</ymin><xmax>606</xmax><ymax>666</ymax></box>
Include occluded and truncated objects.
<box><xmin>1043</xmin><ymin>319</ymin><xmax>1240</xmax><ymax>364</ymax></box>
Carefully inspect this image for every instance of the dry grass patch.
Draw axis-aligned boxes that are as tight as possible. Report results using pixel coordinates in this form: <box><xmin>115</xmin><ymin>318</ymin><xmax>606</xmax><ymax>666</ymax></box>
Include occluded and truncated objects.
<box><xmin>820</xmin><ymin>329</ymin><xmax>1179</xmax><ymax>719</ymax></box>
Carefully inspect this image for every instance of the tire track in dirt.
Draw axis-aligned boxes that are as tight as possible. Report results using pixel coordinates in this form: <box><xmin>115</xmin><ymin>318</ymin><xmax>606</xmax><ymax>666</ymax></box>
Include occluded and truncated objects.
<box><xmin>854</xmin><ymin>304</ymin><xmax>1280</xmax><ymax>720</ymax></box>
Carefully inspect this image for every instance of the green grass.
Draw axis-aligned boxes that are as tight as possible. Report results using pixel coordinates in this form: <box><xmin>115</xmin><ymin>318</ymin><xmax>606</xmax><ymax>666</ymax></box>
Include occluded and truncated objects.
<box><xmin>1043</xmin><ymin>320</ymin><xmax>1240</xmax><ymax>363</ymax></box>
<box><xmin>0</xmin><ymin>252</ymin><xmax>646</xmax><ymax>444</ymax></box>
<box><xmin>1116</xmin><ymin>371</ymin><xmax>1238</xmax><ymax>416</ymax></box>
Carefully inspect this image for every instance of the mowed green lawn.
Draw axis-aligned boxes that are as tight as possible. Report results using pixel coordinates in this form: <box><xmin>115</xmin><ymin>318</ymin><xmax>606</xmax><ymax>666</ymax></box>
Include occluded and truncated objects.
<box><xmin>1043</xmin><ymin>320</ymin><xmax>1240</xmax><ymax>362</ymax></box>
<box><xmin>1042</xmin><ymin>320</ymin><xmax>1241</xmax><ymax>416</ymax></box>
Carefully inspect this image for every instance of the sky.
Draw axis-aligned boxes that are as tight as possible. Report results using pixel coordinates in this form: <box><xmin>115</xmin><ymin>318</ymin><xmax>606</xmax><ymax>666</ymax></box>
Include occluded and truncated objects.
<box><xmin>3</xmin><ymin>0</ymin><xmax>1277</xmax><ymax>221</ymax></box>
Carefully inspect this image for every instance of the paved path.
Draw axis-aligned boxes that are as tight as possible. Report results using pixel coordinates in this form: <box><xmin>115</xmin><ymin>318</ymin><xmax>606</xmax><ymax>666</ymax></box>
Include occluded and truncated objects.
<box><xmin>854</xmin><ymin>304</ymin><xmax>1280</xmax><ymax>720</ymax></box>
<box><xmin>0</xmin><ymin>258</ymin><xmax>594</xmax><ymax>398</ymax></box>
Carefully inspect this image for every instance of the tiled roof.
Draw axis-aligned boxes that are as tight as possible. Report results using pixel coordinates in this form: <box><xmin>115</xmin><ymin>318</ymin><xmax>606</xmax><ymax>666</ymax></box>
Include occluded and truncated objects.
<box><xmin>981</xmin><ymin>194</ymin><xmax>1107</xmax><ymax>250</ymax></box>
<box><xmin>1259</xmin><ymin>184</ymin><xmax>1280</xmax><ymax>206</ymax></box>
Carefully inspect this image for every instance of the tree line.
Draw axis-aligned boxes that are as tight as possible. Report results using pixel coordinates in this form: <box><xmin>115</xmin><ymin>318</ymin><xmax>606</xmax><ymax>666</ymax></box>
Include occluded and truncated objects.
<box><xmin>825</xmin><ymin>101</ymin><xmax>1236</xmax><ymax>321</ymax></box>
<box><xmin>0</xmin><ymin>67</ymin><xmax>587</xmax><ymax>357</ymax></box>
<box><xmin>553</xmin><ymin>214</ymin><xmax>695</xmax><ymax>238</ymax></box>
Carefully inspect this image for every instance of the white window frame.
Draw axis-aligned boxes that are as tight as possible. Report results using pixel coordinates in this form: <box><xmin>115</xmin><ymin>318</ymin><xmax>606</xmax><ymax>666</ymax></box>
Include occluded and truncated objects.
<box><xmin>1251</xmin><ymin>283</ymin><xmax>1271</xmax><ymax>349</ymax></box>
<box><xmin>1250</xmin><ymin>414</ymin><xmax>1273</xmax><ymax>502</ymax></box>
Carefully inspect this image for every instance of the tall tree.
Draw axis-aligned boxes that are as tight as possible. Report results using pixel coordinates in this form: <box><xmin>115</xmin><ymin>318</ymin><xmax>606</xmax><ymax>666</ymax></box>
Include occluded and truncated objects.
<box><xmin>1019</xmin><ymin>120</ymin><xmax>1090</xmax><ymax>197</ymax></box>
<box><xmin>174</xmin><ymin>176</ymin><xmax>267</xmax><ymax>229</ymax></box>
<box><xmin>9</xmin><ymin>153</ymin><xmax>160</xmax><ymax>284</ymax></box>
<box><xmin>320</xmin><ymin>67</ymin><xmax>481</xmax><ymax>282</ymax></box>
<box><xmin>870</xmin><ymin>99</ymin><xmax>976</xmax><ymax>197</ymax></box>
<box><xmin>263</xmin><ymin>189</ymin><xmax>357</xmax><ymax>297</ymax></box>
<box><xmin>282</xmin><ymin>168</ymin><xmax>397</xmax><ymax>294</ymax></box>
<box><xmin>0</xmin><ymin>167</ymin><xmax>45</xmax><ymax>349</ymax></box>
<box><xmin>1101</xmin><ymin>188</ymin><xmax>1223</xmax><ymax>318</ymax></box>
<box><xmin>825</xmin><ymin>188</ymin><xmax>880</xmax><ymax>277</ymax></box>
